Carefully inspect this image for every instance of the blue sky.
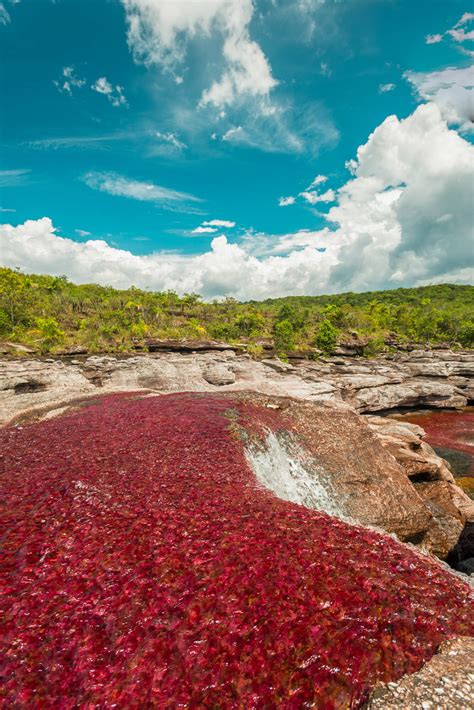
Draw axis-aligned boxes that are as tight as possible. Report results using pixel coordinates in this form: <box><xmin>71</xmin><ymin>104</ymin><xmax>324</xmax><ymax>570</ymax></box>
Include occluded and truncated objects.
<box><xmin>1</xmin><ymin>0</ymin><xmax>473</xmax><ymax>298</ymax></box>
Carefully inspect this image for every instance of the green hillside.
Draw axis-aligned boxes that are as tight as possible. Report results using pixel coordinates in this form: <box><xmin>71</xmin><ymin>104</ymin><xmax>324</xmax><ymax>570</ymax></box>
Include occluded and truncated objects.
<box><xmin>1</xmin><ymin>267</ymin><xmax>473</xmax><ymax>356</ymax></box>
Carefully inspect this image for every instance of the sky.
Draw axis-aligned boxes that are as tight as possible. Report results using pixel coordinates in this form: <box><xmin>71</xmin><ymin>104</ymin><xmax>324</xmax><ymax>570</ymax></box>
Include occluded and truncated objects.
<box><xmin>0</xmin><ymin>0</ymin><xmax>473</xmax><ymax>299</ymax></box>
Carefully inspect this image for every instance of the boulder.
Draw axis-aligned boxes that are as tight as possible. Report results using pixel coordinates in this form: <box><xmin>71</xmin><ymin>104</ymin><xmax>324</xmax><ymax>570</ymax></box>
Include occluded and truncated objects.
<box><xmin>202</xmin><ymin>363</ymin><xmax>236</xmax><ymax>386</ymax></box>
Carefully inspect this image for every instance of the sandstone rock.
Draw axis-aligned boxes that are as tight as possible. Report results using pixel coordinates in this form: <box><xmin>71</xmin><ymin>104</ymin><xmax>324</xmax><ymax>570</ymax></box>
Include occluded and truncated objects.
<box><xmin>57</xmin><ymin>345</ymin><xmax>89</xmax><ymax>356</ymax></box>
<box><xmin>413</xmin><ymin>481</ymin><xmax>465</xmax><ymax>558</ymax></box>
<box><xmin>238</xmin><ymin>393</ymin><xmax>432</xmax><ymax>542</ymax></box>
<box><xmin>0</xmin><ymin>341</ymin><xmax>35</xmax><ymax>355</ymax></box>
<box><xmin>262</xmin><ymin>358</ymin><xmax>295</xmax><ymax>373</ymax></box>
<box><xmin>202</xmin><ymin>363</ymin><xmax>236</xmax><ymax>386</ymax></box>
<box><xmin>145</xmin><ymin>338</ymin><xmax>244</xmax><ymax>353</ymax></box>
<box><xmin>367</xmin><ymin>636</ymin><xmax>474</xmax><ymax>709</ymax></box>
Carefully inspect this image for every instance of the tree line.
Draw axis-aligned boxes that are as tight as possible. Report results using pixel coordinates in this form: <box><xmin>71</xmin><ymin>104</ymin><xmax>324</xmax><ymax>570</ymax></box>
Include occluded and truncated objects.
<box><xmin>1</xmin><ymin>267</ymin><xmax>473</xmax><ymax>356</ymax></box>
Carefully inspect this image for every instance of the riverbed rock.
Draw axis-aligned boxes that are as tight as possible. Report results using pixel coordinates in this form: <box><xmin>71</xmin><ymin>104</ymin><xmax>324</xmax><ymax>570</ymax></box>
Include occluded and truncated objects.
<box><xmin>366</xmin><ymin>414</ymin><xmax>474</xmax><ymax>557</ymax></box>
<box><xmin>367</xmin><ymin>636</ymin><xmax>474</xmax><ymax>709</ymax></box>
<box><xmin>1</xmin><ymin>348</ymin><xmax>472</xmax><ymax>424</ymax></box>
<box><xmin>202</xmin><ymin>362</ymin><xmax>236</xmax><ymax>386</ymax></box>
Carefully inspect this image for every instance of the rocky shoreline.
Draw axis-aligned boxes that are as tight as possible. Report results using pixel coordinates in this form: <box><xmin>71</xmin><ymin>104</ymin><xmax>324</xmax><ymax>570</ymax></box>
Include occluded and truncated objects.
<box><xmin>1</xmin><ymin>346</ymin><xmax>473</xmax><ymax>424</ymax></box>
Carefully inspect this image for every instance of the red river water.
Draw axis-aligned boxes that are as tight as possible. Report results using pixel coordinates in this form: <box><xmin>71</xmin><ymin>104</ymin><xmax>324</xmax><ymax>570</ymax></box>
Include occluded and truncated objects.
<box><xmin>1</xmin><ymin>393</ymin><xmax>473</xmax><ymax>708</ymax></box>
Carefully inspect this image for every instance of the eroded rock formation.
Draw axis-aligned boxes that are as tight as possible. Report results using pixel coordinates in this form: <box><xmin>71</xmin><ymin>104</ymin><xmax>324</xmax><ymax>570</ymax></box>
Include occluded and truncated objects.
<box><xmin>1</xmin><ymin>347</ymin><xmax>473</xmax><ymax>425</ymax></box>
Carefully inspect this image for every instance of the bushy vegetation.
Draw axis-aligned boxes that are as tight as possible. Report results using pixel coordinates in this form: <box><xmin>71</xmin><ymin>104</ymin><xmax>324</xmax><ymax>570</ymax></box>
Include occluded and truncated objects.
<box><xmin>0</xmin><ymin>267</ymin><xmax>473</xmax><ymax>356</ymax></box>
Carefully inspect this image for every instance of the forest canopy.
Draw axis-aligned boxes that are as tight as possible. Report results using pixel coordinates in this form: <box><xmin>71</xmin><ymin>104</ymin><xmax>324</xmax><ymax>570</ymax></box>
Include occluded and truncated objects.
<box><xmin>0</xmin><ymin>267</ymin><xmax>473</xmax><ymax>356</ymax></box>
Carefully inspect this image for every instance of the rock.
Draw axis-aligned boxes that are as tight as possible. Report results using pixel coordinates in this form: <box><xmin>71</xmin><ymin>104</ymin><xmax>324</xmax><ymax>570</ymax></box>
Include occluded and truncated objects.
<box><xmin>367</xmin><ymin>636</ymin><xmax>474</xmax><ymax>709</ymax></box>
<box><xmin>447</xmin><ymin>522</ymin><xmax>474</xmax><ymax>572</ymax></box>
<box><xmin>0</xmin><ymin>341</ymin><xmax>35</xmax><ymax>355</ymax></box>
<box><xmin>145</xmin><ymin>339</ymin><xmax>245</xmax><ymax>353</ymax></box>
<box><xmin>239</xmin><ymin>393</ymin><xmax>432</xmax><ymax>543</ymax></box>
<box><xmin>57</xmin><ymin>345</ymin><xmax>89</xmax><ymax>356</ymax></box>
<box><xmin>202</xmin><ymin>363</ymin><xmax>236</xmax><ymax>386</ymax></box>
<box><xmin>262</xmin><ymin>358</ymin><xmax>295</xmax><ymax>373</ymax></box>
<box><xmin>350</xmin><ymin>380</ymin><xmax>466</xmax><ymax>413</ymax></box>
<box><xmin>413</xmin><ymin>481</ymin><xmax>465</xmax><ymax>558</ymax></box>
<box><xmin>366</xmin><ymin>414</ymin><xmax>474</xmax><ymax>558</ymax></box>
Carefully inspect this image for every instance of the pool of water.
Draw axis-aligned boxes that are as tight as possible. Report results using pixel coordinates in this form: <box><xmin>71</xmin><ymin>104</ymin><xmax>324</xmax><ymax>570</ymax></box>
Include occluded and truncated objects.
<box><xmin>396</xmin><ymin>408</ymin><xmax>474</xmax><ymax>499</ymax></box>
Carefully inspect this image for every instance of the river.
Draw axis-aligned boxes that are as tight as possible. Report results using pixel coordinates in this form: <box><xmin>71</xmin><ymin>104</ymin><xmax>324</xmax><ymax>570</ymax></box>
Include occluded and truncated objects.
<box><xmin>395</xmin><ymin>407</ymin><xmax>474</xmax><ymax>499</ymax></box>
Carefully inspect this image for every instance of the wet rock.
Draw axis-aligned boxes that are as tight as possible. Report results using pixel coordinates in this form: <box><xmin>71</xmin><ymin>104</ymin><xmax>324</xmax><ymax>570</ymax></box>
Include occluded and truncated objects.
<box><xmin>447</xmin><ymin>521</ymin><xmax>474</xmax><ymax>573</ymax></box>
<box><xmin>367</xmin><ymin>636</ymin><xmax>474</xmax><ymax>709</ymax></box>
<box><xmin>238</xmin><ymin>393</ymin><xmax>432</xmax><ymax>542</ymax></box>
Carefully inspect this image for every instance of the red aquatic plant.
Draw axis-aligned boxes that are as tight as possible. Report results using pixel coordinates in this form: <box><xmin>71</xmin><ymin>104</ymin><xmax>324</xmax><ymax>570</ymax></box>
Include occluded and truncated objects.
<box><xmin>403</xmin><ymin>409</ymin><xmax>474</xmax><ymax>468</ymax></box>
<box><xmin>1</xmin><ymin>393</ymin><xmax>473</xmax><ymax>708</ymax></box>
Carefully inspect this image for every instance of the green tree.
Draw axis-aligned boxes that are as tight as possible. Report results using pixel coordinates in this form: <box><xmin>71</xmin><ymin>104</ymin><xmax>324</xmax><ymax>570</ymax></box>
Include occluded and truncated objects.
<box><xmin>36</xmin><ymin>317</ymin><xmax>64</xmax><ymax>354</ymax></box>
<box><xmin>315</xmin><ymin>319</ymin><xmax>339</xmax><ymax>353</ymax></box>
<box><xmin>274</xmin><ymin>319</ymin><xmax>295</xmax><ymax>352</ymax></box>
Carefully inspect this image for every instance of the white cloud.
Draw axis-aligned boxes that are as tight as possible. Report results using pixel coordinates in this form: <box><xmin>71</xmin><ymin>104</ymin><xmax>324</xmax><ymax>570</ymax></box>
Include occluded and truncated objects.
<box><xmin>307</xmin><ymin>174</ymin><xmax>327</xmax><ymax>189</ymax></box>
<box><xmin>405</xmin><ymin>65</ymin><xmax>474</xmax><ymax>132</ymax></box>
<box><xmin>425</xmin><ymin>33</ymin><xmax>443</xmax><ymax>45</ymax></box>
<box><xmin>425</xmin><ymin>12</ymin><xmax>474</xmax><ymax>46</ymax></box>
<box><xmin>379</xmin><ymin>83</ymin><xmax>396</xmax><ymax>93</ymax></box>
<box><xmin>278</xmin><ymin>196</ymin><xmax>296</xmax><ymax>207</ymax></box>
<box><xmin>0</xmin><ymin>169</ymin><xmax>30</xmax><ymax>187</ymax></box>
<box><xmin>192</xmin><ymin>226</ymin><xmax>218</xmax><ymax>234</ymax></box>
<box><xmin>0</xmin><ymin>3</ymin><xmax>10</xmax><ymax>25</ymax></box>
<box><xmin>449</xmin><ymin>12</ymin><xmax>474</xmax><ymax>41</ymax></box>
<box><xmin>54</xmin><ymin>66</ymin><xmax>86</xmax><ymax>96</ymax></box>
<box><xmin>448</xmin><ymin>27</ymin><xmax>474</xmax><ymax>42</ymax></box>
<box><xmin>202</xmin><ymin>219</ymin><xmax>235</xmax><ymax>228</ymax></box>
<box><xmin>121</xmin><ymin>0</ymin><xmax>277</xmax><ymax>109</ymax></box>
<box><xmin>75</xmin><ymin>229</ymin><xmax>91</xmax><ymax>237</ymax></box>
<box><xmin>154</xmin><ymin>131</ymin><xmax>186</xmax><ymax>150</ymax></box>
<box><xmin>3</xmin><ymin>105</ymin><xmax>472</xmax><ymax>298</ymax></box>
<box><xmin>82</xmin><ymin>171</ymin><xmax>203</xmax><ymax>212</ymax></box>
<box><xmin>299</xmin><ymin>188</ymin><xmax>336</xmax><ymax>205</ymax></box>
<box><xmin>91</xmin><ymin>77</ymin><xmax>128</xmax><ymax>107</ymax></box>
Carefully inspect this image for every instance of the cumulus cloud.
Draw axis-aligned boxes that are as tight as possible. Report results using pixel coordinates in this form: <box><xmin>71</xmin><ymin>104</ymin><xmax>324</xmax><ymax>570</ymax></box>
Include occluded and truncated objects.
<box><xmin>91</xmin><ymin>77</ymin><xmax>128</xmax><ymax>107</ymax></box>
<box><xmin>405</xmin><ymin>65</ymin><xmax>474</xmax><ymax>132</ymax></box>
<box><xmin>82</xmin><ymin>172</ymin><xmax>203</xmax><ymax>212</ymax></box>
<box><xmin>54</xmin><ymin>66</ymin><xmax>86</xmax><ymax>96</ymax></box>
<box><xmin>121</xmin><ymin>0</ymin><xmax>277</xmax><ymax>109</ymax></box>
<box><xmin>425</xmin><ymin>12</ymin><xmax>474</xmax><ymax>46</ymax></box>
<box><xmin>307</xmin><ymin>175</ymin><xmax>328</xmax><ymax>189</ymax></box>
<box><xmin>426</xmin><ymin>33</ymin><xmax>443</xmax><ymax>45</ymax></box>
<box><xmin>2</xmin><ymin>105</ymin><xmax>472</xmax><ymax>298</ymax></box>
<box><xmin>278</xmin><ymin>175</ymin><xmax>335</xmax><ymax>208</ymax></box>
<box><xmin>299</xmin><ymin>189</ymin><xmax>335</xmax><ymax>205</ymax></box>
<box><xmin>448</xmin><ymin>12</ymin><xmax>474</xmax><ymax>42</ymax></box>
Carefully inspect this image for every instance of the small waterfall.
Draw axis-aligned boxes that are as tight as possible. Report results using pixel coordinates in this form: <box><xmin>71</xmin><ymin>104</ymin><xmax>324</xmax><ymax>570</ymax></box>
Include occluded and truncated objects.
<box><xmin>245</xmin><ymin>431</ymin><xmax>346</xmax><ymax>520</ymax></box>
